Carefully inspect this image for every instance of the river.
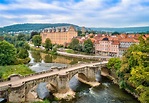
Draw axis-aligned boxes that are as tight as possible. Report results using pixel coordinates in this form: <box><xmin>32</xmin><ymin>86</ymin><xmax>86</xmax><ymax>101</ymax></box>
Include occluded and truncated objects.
<box><xmin>29</xmin><ymin>51</ymin><xmax>139</xmax><ymax>103</ymax></box>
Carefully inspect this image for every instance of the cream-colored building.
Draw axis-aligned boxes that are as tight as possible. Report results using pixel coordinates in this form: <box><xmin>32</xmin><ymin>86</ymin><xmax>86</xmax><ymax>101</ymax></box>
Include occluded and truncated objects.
<box><xmin>41</xmin><ymin>26</ymin><xmax>78</xmax><ymax>45</ymax></box>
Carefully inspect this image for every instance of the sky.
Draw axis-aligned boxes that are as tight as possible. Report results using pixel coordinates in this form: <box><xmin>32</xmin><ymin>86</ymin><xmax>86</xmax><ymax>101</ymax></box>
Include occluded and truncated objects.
<box><xmin>0</xmin><ymin>0</ymin><xmax>149</xmax><ymax>27</ymax></box>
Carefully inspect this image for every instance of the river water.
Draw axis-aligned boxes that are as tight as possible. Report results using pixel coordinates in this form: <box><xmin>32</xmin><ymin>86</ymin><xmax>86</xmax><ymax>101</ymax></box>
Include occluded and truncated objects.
<box><xmin>29</xmin><ymin>51</ymin><xmax>139</xmax><ymax>103</ymax></box>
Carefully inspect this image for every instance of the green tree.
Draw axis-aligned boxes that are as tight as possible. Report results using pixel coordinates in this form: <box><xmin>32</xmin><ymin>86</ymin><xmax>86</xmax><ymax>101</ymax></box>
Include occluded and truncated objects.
<box><xmin>30</xmin><ymin>31</ymin><xmax>39</xmax><ymax>39</ymax></box>
<box><xmin>0</xmin><ymin>41</ymin><xmax>17</xmax><ymax>65</ymax></box>
<box><xmin>69</xmin><ymin>38</ymin><xmax>79</xmax><ymax>50</ymax></box>
<box><xmin>15</xmin><ymin>41</ymin><xmax>25</xmax><ymax>48</ymax></box>
<box><xmin>4</xmin><ymin>35</ymin><xmax>13</xmax><ymax>43</ymax></box>
<box><xmin>45</xmin><ymin>38</ymin><xmax>52</xmax><ymax>51</ymax></box>
<box><xmin>83</xmin><ymin>39</ymin><xmax>94</xmax><ymax>53</ymax></box>
<box><xmin>51</xmin><ymin>45</ymin><xmax>57</xmax><ymax>55</ymax></box>
<box><xmin>107</xmin><ymin>58</ymin><xmax>121</xmax><ymax>70</ymax></box>
<box><xmin>0</xmin><ymin>36</ymin><xmax>4</xmax><ymax>41</ymax></box>
<box><xmin>77</xmin><ymin>30</ymin><xmax>82</xmax><ymax>36</ymax></box>
<box><xmin>118</xmin><ymin>36</ymin><xmax>149</xmax><ymax>102</ymax></box>
<box><xmin>111</xmin><ymin>31</ymin><xmax>120</xmax><ymax>35</ymax></box>
<box><xmin>32</xmin><ymin>35</ymin><xmax>42</xmax><ymax>47</ymax></box>
<box><xmin>17</xmin><ymin>48</ymin><xmax>29</xmax><ymax>59</ymax></box>
<box><xmin>139</xmin><ymin>87</ymin><xmax>149</xmax><ymax>103</ymax></box>
<box><xmin>23</xmin><ymin>42</ymin><xmax>30</xmax><ymax>50</ymax></box>
<box><xmin>17</xmin><ymin>34</ymin><xmax>26</xmax><ymax>41</ymax></box>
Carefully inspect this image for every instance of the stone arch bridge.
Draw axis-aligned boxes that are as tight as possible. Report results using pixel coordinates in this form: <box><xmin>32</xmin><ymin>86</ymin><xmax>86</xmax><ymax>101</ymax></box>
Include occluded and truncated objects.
<box><xmin>0</xmin><ymin>61</ymin><xmax>107</xmax><ymax>102</ymax></box>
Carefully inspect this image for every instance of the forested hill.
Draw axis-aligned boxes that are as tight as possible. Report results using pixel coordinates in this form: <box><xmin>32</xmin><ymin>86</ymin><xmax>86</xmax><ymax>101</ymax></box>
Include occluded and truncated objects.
<box><xmin>0</xmin><ymin>23</ymin><xmax>79</xmax><ymax>33</ymax></box>
<box><xmin>90</xmin><ymin>26</ymin><xmax>149</xmax><ymax>33</ymax></box>
<box><xmin>0</xmin><ymin>23</ymin><xmax>149</xmax><ymax>34</ymax></box>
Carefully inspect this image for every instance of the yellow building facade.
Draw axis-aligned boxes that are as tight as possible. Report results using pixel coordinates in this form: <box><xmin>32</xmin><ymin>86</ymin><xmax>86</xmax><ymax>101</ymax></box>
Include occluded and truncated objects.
<box><xmin>40</xmin><ymin>26</ymin><xmax>78</xmax><ymax>45</ymax></box>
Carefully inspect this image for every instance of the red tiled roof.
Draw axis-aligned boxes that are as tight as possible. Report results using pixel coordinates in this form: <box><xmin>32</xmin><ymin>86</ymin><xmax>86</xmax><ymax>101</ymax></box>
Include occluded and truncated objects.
<box><xmin>111</xmin><ymin>41</ymin><xmax>120</xmax><ymax>45</ymax></box>
<box><xmin>120</xmin><ymin>38</ymin><xmax>139</xmax><ymax>43</ymax></box>
<box><xmin>145</xmin><ymin>34</ymin><xmax>149</xmax><ymax>38</ymax></box>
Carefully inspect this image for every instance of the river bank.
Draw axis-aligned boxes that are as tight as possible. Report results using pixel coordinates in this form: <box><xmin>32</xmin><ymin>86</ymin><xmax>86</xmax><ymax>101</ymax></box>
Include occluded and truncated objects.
<box><xmin>27</xmin><ymin>47</ymin><xmax>139</xmax><ymax>102</ymax></box>
<box><xmin>57</xmin><ymin>51</ymin><xmax>111</xmax><ymax>61</ymax></box>
<box><xmin>75</xmin><ymin>74</ymin><xmax>100</xmax><ymax>87</ymax></box>
<box><xmin>101</xmin><ymin>68</ymin><xmax>139</xmax><ymax>101</ymax></box>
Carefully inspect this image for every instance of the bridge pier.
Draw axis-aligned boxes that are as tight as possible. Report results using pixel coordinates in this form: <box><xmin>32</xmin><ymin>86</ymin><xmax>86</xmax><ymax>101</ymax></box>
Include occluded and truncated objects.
<box><xmin>86</xmin><ymin>66</ymin><xmax>99</xmax><ymax>82</ymax></box>
<box><xmin>53</xmin><ymin>73</ymin><xmax>75</xmax><ymax>100</ymax></box>
<box><xmin>0</xmin><ymin>62</ymin><xmax>107</xmax><ymax>102</ymax></box>
<box><xmin>57</xmin><ymin>73</ymin><xmax>69</xmax><ymax>93</ymax></box>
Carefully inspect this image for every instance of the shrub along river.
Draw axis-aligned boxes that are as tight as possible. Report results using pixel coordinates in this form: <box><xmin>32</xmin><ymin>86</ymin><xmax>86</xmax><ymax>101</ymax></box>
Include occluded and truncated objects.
<box><xmin>28</xmin><ymin>51</ymin><xmax>139</xmax><ymax>103</ymax></box>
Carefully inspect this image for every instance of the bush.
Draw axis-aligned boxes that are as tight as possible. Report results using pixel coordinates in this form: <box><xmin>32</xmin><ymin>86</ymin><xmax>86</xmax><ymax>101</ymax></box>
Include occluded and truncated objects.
<box><xmin>14</xmin><ymin>57</ymin><xmax>30</xmax><ymax>65</ymax></box>
<box><xmin>0</xmin><ymin>64</ymin><xmax>34</xmax><ymax>79</ymax></box>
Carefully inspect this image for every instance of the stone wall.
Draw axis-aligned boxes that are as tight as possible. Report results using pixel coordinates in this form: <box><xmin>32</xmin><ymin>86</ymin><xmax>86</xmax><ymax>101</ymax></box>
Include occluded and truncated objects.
<box><xmin>8</xmin><ymin>84</ymin><xmax>25</xmax><ymax>102</ymax></box>
<box><xmin>0</xmin><ymin>63</ymin><xmax>107</xmax><ymax>102</ymax></box>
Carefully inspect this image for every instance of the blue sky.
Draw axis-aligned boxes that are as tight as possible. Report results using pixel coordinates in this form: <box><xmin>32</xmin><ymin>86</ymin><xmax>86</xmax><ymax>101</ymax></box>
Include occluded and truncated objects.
<box><xmin>0</xmin><ymin>0</ymin><xmax>149</xmax><ymax>27</ymax></box>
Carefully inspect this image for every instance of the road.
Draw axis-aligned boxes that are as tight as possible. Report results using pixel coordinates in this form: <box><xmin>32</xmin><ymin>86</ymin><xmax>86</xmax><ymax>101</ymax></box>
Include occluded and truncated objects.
<box><xmin>0</xmin><ymin>61</ymin><xmax>108</xmax><ymax>87</ymax></box>
<box><xmin>57</xmin><ymin>51</ymin><xmax>112</xmax><ymax>59</ymax></box>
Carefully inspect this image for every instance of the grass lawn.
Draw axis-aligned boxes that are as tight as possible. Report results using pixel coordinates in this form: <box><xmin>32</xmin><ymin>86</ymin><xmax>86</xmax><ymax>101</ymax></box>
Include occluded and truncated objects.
<box><xmin>65</xmin><ymin>49</ymin><xmax>75</xmax><ymax>53</ymax></box>
<box><xmin>0</xmin><ymin>64</ymin><xmax>35</xmax><ymax>79</ymax></box>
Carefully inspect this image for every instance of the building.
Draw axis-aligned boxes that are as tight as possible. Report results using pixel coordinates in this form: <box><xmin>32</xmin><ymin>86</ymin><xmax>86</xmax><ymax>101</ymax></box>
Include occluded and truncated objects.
<box><xmin>119</xmin><ymin>38</ymin><xmax>139</xmax><ymax>56</ymax></box>
<box><xmin>40</xmin><ymin>26</ymin><xmax>78</xmax><ymax>45</ymax></box>
<box><xmin>95</xmin><ymin>36</ymin><xmax>119</xmax><ymax>57</ymax></box>
<box><xmin>81</xmin><ymin>26</ymin><xmax>86</xmax><ymax>34</ymax></box>
<box><xmin>95</xmin><ymin>34</ymin><xmax>142</xmax><ymax>57</ymax></box>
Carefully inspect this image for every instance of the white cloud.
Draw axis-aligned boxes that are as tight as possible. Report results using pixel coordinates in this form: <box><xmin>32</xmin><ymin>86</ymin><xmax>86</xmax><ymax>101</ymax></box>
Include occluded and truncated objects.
<box><xmin>0</xmin><ymin>0</ymin><xmax>66</xmax><ymax>10</ymax></box>
<box><xmin>0</xmin><ymin>0</ymin><xmax>149</xmax><ymax>27</ymax></box>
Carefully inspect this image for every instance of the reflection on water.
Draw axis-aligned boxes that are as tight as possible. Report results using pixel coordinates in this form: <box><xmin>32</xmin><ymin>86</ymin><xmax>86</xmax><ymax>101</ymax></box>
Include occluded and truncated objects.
<box><xmin>30</xmin><ymin>51</ymin><xmax>42</xmax><ymax>63</ymax></box>
<box><xmin>44</xmin><ymin>54</ymin><xmax>52</xmax><ymax>63</ymax></box>
<box><xmin>28</xmin><ymin>51</ymin><xmax>95</xmax><ymax>73</ymax></box>
<box><xmin>29</xmin><ymin>51</ymin><xmax>94</xmax><ymax>64</ymax></box>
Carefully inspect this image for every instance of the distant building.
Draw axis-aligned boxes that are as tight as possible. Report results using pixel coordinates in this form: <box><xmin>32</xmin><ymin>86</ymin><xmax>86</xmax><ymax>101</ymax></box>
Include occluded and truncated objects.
<box><xmin>119</xmin><ymin>38</ymin><xmax>139</xmax><ymax>56</ymax></box>
<box><xmin>81</xmin><ymin>26</ymin><xmax>86</xmax><ymax>34</ymax></box>
<box><xmin>40</xmin><ymin>26</ymin><xmax>78</xmax><ymax>45</ymax></box>
<box><xmin>95</xmin><ymin>36</ymin><xmax>119</xmax><ymax>57</ymax></box>
<box><xmin>95</xmin><ymin>34</ymin><xmax>141</xmax><ymax>57</ymax></box>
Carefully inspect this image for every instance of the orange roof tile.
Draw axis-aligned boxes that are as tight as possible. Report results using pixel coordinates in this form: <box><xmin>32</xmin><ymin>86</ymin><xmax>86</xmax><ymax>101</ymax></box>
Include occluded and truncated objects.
<box><xmin>112</xmin><ymin>40</ymin><xmax>120</xmax><ymax>45</ymax></box>
<box><xmin>120</xmin><ymin>38</ymin><xmax>139</xmax><ymax>43</ymax></box>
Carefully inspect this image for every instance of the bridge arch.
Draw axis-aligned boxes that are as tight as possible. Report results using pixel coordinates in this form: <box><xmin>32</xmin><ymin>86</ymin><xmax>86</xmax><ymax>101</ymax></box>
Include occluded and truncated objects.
<box><xmin>1</xmin><ymin>62</ymin><xmax>108</xmax><ymax>102</ymax></box>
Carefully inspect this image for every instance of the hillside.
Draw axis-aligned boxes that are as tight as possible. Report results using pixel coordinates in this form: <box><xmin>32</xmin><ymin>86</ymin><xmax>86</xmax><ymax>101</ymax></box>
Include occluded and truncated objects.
<box><xmin>0</xmin><ymin>23</ymin><xmax>149</xmax><ymax>35</ymax></box>
<box><xmin>0</xmin><ymin>23</ymin><xmax>79</xmax><ymax>34</ymax></box>
<box><xmin>90</xmin><ymin>26</ymin><xmax>149</xmax><ymax>33</ymax></box>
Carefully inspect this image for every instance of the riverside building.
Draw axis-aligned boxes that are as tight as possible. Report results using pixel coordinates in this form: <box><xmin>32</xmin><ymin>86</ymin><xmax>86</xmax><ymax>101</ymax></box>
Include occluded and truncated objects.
<box><xmin>41</xmin><ymin>26</ymin><xmax>78</xmax><ymax>45</ymax></box>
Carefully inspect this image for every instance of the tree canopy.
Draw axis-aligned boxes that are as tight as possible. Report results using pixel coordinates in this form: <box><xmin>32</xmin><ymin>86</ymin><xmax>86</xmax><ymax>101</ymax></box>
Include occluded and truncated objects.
<box><xmin>32</xmin><ymin>35</ymin><xmax>42</xmax><ymax>47</ymax></box>
<box><xmin>69</xmin><ymin>38</ymin><xmax>80</xmax><ymax>50</ymax></box>
<box><xmin>107</xmin><ymin>36</ymin><xmax>149</xmax><ymax>103</ymax></box>
<box><xmin>44</xmin><ymin>38</ymin><xmax>52</xmax><ymax>51</ymax></box>
<box><xmin>30</xmin><ymin>31</ymin><xmax>40</xmax><ymax>39</ymax></box>
<box><xmin>83</xmin><ymin>39</ymin><xmax>94</xmax><ymax>54</ymax></box>
<box><xmin>0</xmin><ymin>41</ymin><xmax>17</xmax><ymax>65</ymax></box>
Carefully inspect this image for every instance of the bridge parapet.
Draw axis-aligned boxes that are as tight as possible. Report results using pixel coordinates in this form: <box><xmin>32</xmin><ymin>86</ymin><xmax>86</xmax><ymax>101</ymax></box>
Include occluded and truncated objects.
<box><xmin>0</xmin><ymin>62</ymin><xmax>108</xmax><ymax>102</ymax></box>
<box><xmin>20</xmin><ymin>69</ymin><xmax>54</xmax><ymax>79</ymax></box>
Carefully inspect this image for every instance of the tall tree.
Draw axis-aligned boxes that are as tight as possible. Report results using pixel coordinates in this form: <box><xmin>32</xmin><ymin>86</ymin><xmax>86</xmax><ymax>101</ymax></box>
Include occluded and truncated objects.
<box><xmin>118</xmin><ymin>36</ymin><xmax>149</xmax><ymax>103</ymax></box>
<box><xmin>32</xmin><ymin>35</ymin><xmax>42</xmax><ymax>47</ymax></box>
<box><xmin>30</xmin><ymin>31</ymin><xmax>39</xmax><ymax>39</ymax></box>
<box><xmin>107</xmin><ymin>58</ymin><xmax>121</xmax><ymax>70</ymax></box>
<box><xmin>0</xmin><ymin>41</ymin><xmax>17</xmax><ymax>65</ymax></box>
<box><xmin>69</xmin><ymin>38</ymin><xmax>79</xmax><ymax>50</ymax></box>
<box><xmin>17</xmin><ymin>34</ymin><xmax>26</xmax><ymax>41</ymax></box>
<box><xmin>45</xmin><ymin>38</ymin><xmax>52</xmax><ymax>51</ymax></box>
<box><xmin>83</xmin><ymin>39</ymin><xmax>94</xmax><ymax>53</ymax></box>
<box><xmin>17</xmin><ymin>48</ymin><xmax>29</xmax><ymax>59</ymax></box>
